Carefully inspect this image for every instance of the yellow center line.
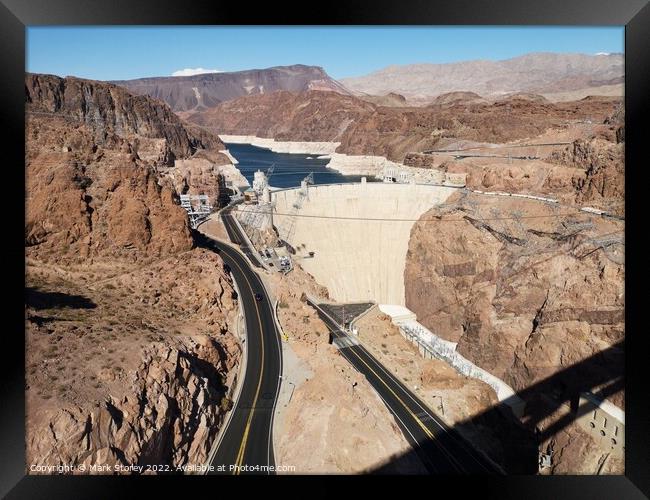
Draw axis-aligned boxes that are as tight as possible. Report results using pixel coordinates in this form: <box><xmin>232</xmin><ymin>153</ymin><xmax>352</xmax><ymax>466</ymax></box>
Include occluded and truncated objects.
<box><xmin>220</xmin><ymin>234</ymin><xmax>462</xmax><ymax>473</ymax></box>
<box><xmin>339</xmin><ymin>332</ymin><xmax>465</xmax><ymax>473</ymax></box>
<box><xmin>223</xmin><ymin>250</ymin><xmax>266</xmax><ymax>475</ymax></box>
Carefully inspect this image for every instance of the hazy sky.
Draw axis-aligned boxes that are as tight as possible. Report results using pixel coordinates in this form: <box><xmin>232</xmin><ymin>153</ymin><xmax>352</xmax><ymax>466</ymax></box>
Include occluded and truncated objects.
<box><xmin>26</xmin><ymin>26</ymin><xmax>624</xmax><ymax>81</ymax></box>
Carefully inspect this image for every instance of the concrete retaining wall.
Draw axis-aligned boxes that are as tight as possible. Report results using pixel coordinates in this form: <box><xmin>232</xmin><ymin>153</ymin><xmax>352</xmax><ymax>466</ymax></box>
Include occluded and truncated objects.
<box><xmin>575</xmin><ymin>392</ymin><xmax>625</xmax><ymax>456</ymax></box>
<box><xmin>219</xmin><ymin>135</ymin><xmax>340</xmax><ymax>155</ymax></box>
<box><xmin>396</xmin><ymin>319</ymin><xmax>526</xmax><ymax>417</ymax></box>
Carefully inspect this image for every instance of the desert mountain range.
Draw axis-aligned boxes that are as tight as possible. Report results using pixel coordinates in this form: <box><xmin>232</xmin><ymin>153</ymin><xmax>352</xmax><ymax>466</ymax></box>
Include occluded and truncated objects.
<box><xmin>341</xmin><ymin>52</ymin><xmax>624</xmax><ymax>103</ymax></box>
<box><xmin>111</xmin><ymin>53</ymin><xmax>623</xmax><ymax>112</ymax></box>
<box><xmin>111</xmin><ymin>64</ymin><xmax>350</xmax><ymax>113</ymax></box>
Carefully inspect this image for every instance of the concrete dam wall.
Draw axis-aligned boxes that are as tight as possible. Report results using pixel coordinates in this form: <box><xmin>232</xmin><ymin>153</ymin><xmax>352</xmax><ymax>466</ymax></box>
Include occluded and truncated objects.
<box><xmin>272</xmin><ymin>182</ymin><xmax>457</xmax><ymax>305</ymax></box>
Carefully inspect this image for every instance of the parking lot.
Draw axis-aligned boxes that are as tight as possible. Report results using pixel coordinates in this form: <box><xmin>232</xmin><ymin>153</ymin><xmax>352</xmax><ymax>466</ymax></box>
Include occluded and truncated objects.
<box><xmin>260</xmin><ymin>245</ymin><xmax>293</xmax><ymax>273</ymax></box>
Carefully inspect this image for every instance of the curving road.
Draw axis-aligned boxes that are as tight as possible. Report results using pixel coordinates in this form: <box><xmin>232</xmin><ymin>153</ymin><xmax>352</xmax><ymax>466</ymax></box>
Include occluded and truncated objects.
<box><xmin>204</xmin><ymin>201</ymin><xmax>499</xmax><ymax>474</ymax></box>
<box><xmin>310</xmin><ymin>299</ymin><xmax>502</xmax><ymax>474</ymax></box>
<box><xmin>219</xmin><ymin>203</ymin><xmax>264</xmax><ymax>268</ymax></box>
<box><xmin>195</xmin><ymin>214</ymin><xmax>282</xmax><ymax>475</ymax></box>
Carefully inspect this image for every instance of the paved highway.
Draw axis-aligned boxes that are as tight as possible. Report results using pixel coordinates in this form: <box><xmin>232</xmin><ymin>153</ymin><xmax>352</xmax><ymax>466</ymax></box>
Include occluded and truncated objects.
<box><xmin>310</xmin><ymin>300</ymin><xmax>501</xmax><ymax>474</ymax></box>
<box><xmin>195</xmin><ymin>210</ymin><xmax>282</xmax><ymax>475</ymax></box>
<box><xmin>220</xmin><ymin>202</ymin><xmax>264</xmax><ymax>268</ymax></box>
<box><xmin>202</xmin><ymin>201</ymin><xmax>498</xmax><ymax>474</ymax></box>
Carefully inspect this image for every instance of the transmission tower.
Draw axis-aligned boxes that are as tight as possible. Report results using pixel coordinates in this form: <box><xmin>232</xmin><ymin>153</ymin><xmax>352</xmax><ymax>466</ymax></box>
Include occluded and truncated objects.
<box><xmin>239</xmin><ymin>164</ymin><xmax>277</xmax><ymax>247</ymax></box>
<box><xmin>180</xmin><ymin>194</ymin><xmax>213</xmax><ymax>229</ymax></box>
<box><xmin>266</xmin><ymin>162</ymin><xmax>276</xmax><ymax>180</ymax></box>
<box><xmin>282</xmin><ymin>172</ymin><xmax>314</xmax><ymax>243</ymax></box>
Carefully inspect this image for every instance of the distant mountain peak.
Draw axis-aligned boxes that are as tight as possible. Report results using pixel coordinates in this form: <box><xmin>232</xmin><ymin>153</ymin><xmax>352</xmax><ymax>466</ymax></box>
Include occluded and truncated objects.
<box><xmin>112</xmin><ymin>64</ymin><xmax>350</xmax><ymax>112</ymax></box>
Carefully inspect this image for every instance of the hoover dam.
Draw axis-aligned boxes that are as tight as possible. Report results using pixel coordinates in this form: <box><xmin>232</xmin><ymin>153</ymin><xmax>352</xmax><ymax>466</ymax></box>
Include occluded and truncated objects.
<box><xmin>272</xmin><ymin>181</ymin><xmax>457</xmax><ymax>305</ymax></box>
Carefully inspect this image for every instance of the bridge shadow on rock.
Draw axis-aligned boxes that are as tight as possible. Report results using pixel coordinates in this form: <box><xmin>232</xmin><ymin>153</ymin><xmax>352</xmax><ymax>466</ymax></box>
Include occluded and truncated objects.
<box><xmin>370</xmin><ymin>341</ymin><xmax>624</xmax><ymax>475</ymax></box>
<box><xmin>193</xmin><ymin>230</ymin><xmax>222</xmax><ymax>254</ymax></box>
<box><xmin>25</xmin><ymin>287</ymin><xmax>97</xmax><ymax>310</ymax></box>
<box><xmin>192</xmin><ymin>232</ymin><xmax>237</xmax><ymax>300</ymax></box>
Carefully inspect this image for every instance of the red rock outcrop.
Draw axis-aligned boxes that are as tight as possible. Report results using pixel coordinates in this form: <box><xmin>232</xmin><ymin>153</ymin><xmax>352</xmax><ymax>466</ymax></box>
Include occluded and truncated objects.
<box><xmin>25</xmin><ymin>74</ymin><xmax>233</xmax><ymax>264</ymax></box>
<box><xmin>26</xmin><ymin>74</ymin><xmax>223</xmax><ymax>160</ymax></box>
<box><xmin>26</xmin><ymin>74</ymin><xmax>240</xmax><ymax>473</ymax></box>
<box><xmin>26</xmin><ymin>250</ymin><xmax>241</xmax><ymax>472</ymax></box>
<box><xmin>546</xmin><ymin>138</ymin><xmax>624</xmax><ymax>214</ymax></box>
<box><xmin>188</xmin><ymin>90</ymin><xmax>620</xmax><ymax>164</ymax></box>
<box><xmin>405</xmin><ymin>192</ymin><xmax>624</xmax><ymax>408</ymax></box>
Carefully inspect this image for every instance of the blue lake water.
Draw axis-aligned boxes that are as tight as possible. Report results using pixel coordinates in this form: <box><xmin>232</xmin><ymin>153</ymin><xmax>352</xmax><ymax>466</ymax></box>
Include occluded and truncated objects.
<box><xmin>225</xmin><ymin>142</ymin><xmax>375</xmax><ymax>189</ymax></box>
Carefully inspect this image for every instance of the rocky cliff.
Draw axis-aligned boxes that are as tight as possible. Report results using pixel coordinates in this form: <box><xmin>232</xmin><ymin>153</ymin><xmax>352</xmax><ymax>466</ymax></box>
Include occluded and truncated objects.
<box><xmin>26</xmin><ymin>250</ymin><xmax>241</xmax><ymax>473</ymax></box>
<box><xmin>405</xmin><ymin>192</ymin><xmax>624</xmax><ymax>393</ymax></box>
<box><xmin>546</xmin><ymin>138</ymin><xmax>624</xmax><ymax>215</ymax></box>
<box><xmin>25</xmin><ymin>74</ymin><xmax>236</xmax><ymax>264</ymax></box>
<box><xmin>187</xmin><ymin>89</ymin><xmax>620</xmax><ymax>165</ymax></box>
<box><xmin>399</xmin><ymin>100</ymin><xmax>624</xmax><ymax>216</ymax></box>
<box><xmin>26</xmin><ymin>74</ymin><xmax>241</xmax><ymax>473</ymax></box>
<box><xmin>26</xmin><ymin>74</ymin><xmax>223</xmax><ymax>160</ymax></box>
<box><xmin>404</xmin><ymin>191</ymin><xmax>624</xmax><ymax>472</ymax></box>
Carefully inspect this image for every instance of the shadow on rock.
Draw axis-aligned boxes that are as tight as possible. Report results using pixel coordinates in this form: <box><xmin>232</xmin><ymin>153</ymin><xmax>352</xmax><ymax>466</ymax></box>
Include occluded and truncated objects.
<box><xmin>25</xmin><ymin>287</ymin><xmax>97</xmax><ymax>310</ymax></box>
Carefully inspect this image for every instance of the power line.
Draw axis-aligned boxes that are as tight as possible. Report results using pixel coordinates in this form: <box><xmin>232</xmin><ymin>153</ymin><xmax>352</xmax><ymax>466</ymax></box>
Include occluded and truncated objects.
<box><xmin>241</xmin><ymin>170</ymin><xmax>362</xmax><ymax>178</ymax></box>
<box><xmin>415</xmin><ymin>227</ymin><xmax>624</xmax><ymax>317</ymax></box>
<box><xmin>423</xmin><ymin>142</ymin><xmax>572</xmax><ymax>154</ymax></box>
<box><xmin>233</xmin><ymin>207</ymin><xmax>623</xmax><ymax>223</ymax></box>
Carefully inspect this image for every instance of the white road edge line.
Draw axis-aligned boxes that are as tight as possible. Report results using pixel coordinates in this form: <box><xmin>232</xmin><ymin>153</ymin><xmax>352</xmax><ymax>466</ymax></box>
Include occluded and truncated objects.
<box><xmin>309</xmin><ymin>297</ymin><xmax>475</xmax><ymax>473</ymax></box>
<box><xmin>212</xmin><ymin>206</ymin><xmax>284</xmax><ymax>473</ymax></box>
<box><xmin>201</xmin><ymin>237</ymin><xmax>249</xmax><ymax>475</ymax></box>
<box><xmin>354</xmin><ymin>339</ymin><xmax>501</xmax><ymax>473</ymax></box>
<box><xmin>335</xmin><ymin>344</ymin><xmax>436</xmax><ymax>474</ymax></box>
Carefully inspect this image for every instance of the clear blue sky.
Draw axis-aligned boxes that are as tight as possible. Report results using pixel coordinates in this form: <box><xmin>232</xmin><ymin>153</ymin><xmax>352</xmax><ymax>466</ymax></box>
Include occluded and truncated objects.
<box><xmin>26</xmin><ymin>26</ymin><xmax>624</xmax><ymax>81</ymax></box>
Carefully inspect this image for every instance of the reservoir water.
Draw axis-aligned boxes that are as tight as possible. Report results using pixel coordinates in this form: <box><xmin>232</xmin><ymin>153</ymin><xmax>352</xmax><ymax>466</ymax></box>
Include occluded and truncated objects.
<box><xmin>225</xmin><ymin>142</ymin><xmax>374</xmax><ymax>189</ymax></box>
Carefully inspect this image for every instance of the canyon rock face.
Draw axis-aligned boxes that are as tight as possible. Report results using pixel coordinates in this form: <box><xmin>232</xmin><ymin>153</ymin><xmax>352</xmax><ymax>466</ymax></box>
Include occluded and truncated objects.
<box><xmin>546</xmin><ymin>138</ymin><xmax>624</xmax><ymax>215</ymax></box>
<box><xmin>161</xmin><ymin>156</ymin><xmax>229</xmax><ymax>199</ymax></box>
<box><xmin>405</xmin><ymin>192</ymin><xmax>623</xmax><ymax>405</ymax></box>
<box><xmin>28</xmin><ymin>339</ymin><xmax>237</xmax><ymax>471</ymax></box>
<box><xmin>188</xmin><ymin>90</ymin><xmax>621</xmax><ymax>165</ymax></box>
<box><xmin>402</xmin><ymin>104</ymin><xmax>624</xmax><ymax>217</ymax></box>
<box><xmin>404</xmin><ymin>192</ymin><xmax>624</xmax><ymax>473</ymax></box>
<box><xmin>112</xmin><ymin>64</ymin><xmax>351</xmax><ymax>113</ymax></box>
<box><xmin>26</xmin><ymin>74</ymin><xmax>240</xmax><ymax>473</ymax></box>
<box><xmin>188</xmin><ymin>90</ymin><xmax>374</xmax><ymax>144</ymax></box>
<box><xmin>404</xmin><ymin>192</ymin><xmax>624</xmax><ymax>475</ymax></box>
<box><xmin>26</xmin><ymin>74</ymin><xmax>234</xmax><ymax>264</ymax></box>
<box><xmin>26</xmin><ymin>74</ymin><xmax>223</xmax><ymax>160</ymax></box>
<box><xmin>26</xmin><ymin>250</ymin><xmax>241</xmax><ymax>473</ymax></box>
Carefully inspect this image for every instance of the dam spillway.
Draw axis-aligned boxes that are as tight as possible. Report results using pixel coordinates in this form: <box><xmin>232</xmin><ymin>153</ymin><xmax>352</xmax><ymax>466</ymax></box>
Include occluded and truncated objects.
<box><xmin>272</xmin><ymin>182</ymin><xmax>457</xmax><ymax>305</ymax></box>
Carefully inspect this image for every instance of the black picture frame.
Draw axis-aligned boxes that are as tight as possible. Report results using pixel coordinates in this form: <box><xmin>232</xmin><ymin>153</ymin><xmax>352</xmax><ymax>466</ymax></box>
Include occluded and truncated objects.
<box><xmin>3</xmin><ymin>0</ymin><xmax>648</xmax><ymax>497</ymax></box>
